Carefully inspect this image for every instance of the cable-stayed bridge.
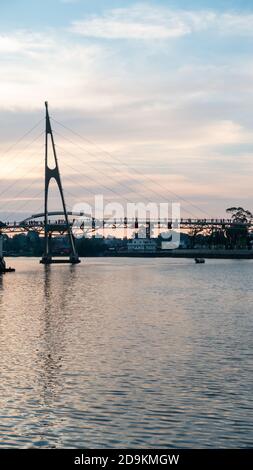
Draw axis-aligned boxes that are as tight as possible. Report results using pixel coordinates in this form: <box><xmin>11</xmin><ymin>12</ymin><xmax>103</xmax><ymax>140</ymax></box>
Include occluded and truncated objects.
<box><xmin>0</xmin><ymin>103</ymin><xmax>252</xmax><ymax>265</ymax></box>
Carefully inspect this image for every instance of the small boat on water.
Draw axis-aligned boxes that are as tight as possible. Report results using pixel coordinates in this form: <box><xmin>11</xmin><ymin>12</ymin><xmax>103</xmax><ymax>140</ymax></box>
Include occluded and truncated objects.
<box><xmin>195</xmin><ymin>258</ymin><xmax>205</xmax><ymax>264</ymax></box>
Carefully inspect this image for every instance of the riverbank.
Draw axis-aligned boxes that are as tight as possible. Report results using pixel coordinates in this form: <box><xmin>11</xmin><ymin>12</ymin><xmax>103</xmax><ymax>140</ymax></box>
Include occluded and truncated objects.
<box><xmin>5</xmin><ymin>249</ymin><xmax>253</xmax><ymax>259</ymax></box>
<box><xmin>105</xmin><ymin>249</ymin><xmax>253</xmax><ymax>259</ymax></box>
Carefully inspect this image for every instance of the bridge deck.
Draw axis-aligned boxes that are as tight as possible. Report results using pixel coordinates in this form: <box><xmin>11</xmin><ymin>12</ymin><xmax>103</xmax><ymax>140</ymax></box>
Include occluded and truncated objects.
<box><xmin>0</xmin><ymin>217</ymin><xmax>251</xmax><ymax>233</ymax></box>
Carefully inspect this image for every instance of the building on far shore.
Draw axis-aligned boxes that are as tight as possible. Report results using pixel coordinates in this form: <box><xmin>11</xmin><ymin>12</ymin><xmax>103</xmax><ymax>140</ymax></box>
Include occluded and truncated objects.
<box><xmin>127</xmin><ymin>238</ymin><xmax>157</xmax><ymax>253</ymax></box>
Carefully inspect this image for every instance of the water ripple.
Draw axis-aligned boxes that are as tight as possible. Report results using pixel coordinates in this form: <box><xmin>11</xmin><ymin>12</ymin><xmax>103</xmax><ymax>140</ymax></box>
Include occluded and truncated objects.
<box><xmin>0</xmin><ymin>258</ymin><xmax>253</xmax><ymax>448</ymax></box>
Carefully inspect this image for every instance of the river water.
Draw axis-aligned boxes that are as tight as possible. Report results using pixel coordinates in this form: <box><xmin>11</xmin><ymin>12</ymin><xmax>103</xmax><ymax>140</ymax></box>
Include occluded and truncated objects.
<box><xmin>0</xmin><ymin>257</ymin><xmax>252</xmax><ymax>448</ymax></box>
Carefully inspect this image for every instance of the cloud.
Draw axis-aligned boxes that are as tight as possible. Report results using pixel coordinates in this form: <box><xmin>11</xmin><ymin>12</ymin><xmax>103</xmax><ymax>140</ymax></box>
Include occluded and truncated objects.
<box><xmin>70</xmin><ymin>5</ymin><xmax>196</xmax><ymax>40</ymax></box>
<box><xmin>0</xmin><ymin>31</ymin><xmax>54</xmax><ymax>54</ymax></box>
<box><xmin>1</xmin><ymin>5</ymin><xmax>253</xmax><ymax>218</ymax></box>
<box><xmin>60</xmin><ymin>0</ymin><xmax>80</xmax><ymax>4</ymax></box>
<box><xmin>70</xmin><ymin>4</ymin><xmax>253</xmax><ymax>40</ymax></box>
<box><xmin>0</xmin><ymin>30</ymin><xmax>109</xmax><ymax>112</ymax></box>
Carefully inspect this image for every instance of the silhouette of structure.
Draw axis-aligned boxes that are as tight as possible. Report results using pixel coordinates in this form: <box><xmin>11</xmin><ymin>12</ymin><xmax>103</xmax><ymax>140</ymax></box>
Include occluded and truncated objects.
<box><xmin>40</xmin><ymin>102</ymin><xmax>80</xmax><ymax>265</ymax></box>
<box><xmin>1</xmin><ymin>102</ymin><xmax>252</xmax><ymax>263</ymax></box>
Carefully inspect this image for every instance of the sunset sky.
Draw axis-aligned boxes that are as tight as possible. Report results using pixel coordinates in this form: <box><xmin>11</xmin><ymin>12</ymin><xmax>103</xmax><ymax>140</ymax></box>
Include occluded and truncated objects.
<box><xmin>0</xmin><ymin>0</ymin><xmax>253</xmax><ymax>220</ymax></box>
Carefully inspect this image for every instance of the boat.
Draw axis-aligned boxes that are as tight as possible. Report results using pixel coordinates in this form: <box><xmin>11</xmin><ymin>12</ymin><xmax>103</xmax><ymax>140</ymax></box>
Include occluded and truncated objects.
<box><xmin>195</xmin><ymin>258</ymin><xmax>205</xmax><ymax>264</ymax></box>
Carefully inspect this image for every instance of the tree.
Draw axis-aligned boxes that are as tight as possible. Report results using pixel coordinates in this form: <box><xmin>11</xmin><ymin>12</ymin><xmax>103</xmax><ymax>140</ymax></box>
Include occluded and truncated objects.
<box><xmin>226</xmin><ymin>207</ymin><xmax>252</xmax><ymax>223</ymax></box>
<box><xmin>208</xmin><ymin>228</ymin><xmax>227</xmax><ymax>248</ymax></box>
<box><xmin>188</xmin><ymin>224</ymin><xmax>204</xmax><ymax>248</ymax></box>
<box><xmin>76</xmin><ymin>237</ymin><xmax>106</xmax><ymax>256</ymax></box>
<box><xmin>226</xmin><ymin>207</ymin><xmax>252</xmax><ymax>249</ymax></box>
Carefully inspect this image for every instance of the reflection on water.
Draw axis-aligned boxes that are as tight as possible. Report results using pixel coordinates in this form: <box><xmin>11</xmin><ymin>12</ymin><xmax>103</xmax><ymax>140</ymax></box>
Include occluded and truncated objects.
<box><xmin>0</xmin><ymin>257</ymin><xmax>253</xmax><ymax>448</ymax></box>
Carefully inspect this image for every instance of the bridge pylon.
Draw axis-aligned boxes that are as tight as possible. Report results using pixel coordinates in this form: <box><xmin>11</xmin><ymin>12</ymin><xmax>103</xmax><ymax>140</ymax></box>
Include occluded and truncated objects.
<box><xmin>40</xmin><ymin>102</ymin><xmax>80</xmax><ymax>265</ymax></box>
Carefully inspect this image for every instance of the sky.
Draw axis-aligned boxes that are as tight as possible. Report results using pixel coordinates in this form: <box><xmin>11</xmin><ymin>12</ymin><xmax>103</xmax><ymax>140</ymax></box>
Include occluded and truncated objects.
<box><xmin>0</xmin><ymin>0</ymin><xmax>253</xmax><ymax>220</ymax></box>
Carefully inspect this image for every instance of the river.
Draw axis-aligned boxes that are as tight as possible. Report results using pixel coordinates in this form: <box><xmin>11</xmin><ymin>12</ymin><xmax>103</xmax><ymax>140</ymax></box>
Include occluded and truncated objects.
<box><xmin>0</xmin><ymin>258</ymin><xmax>252</xmax><ymax>448</ymax></box>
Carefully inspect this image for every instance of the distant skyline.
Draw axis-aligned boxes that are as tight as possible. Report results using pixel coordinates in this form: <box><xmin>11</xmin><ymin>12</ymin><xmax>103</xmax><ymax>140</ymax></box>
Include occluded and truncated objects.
<box><xmin>1</xmin><ymin>0</ymin><xmax>253</xmax><ymax>220</ymax></box>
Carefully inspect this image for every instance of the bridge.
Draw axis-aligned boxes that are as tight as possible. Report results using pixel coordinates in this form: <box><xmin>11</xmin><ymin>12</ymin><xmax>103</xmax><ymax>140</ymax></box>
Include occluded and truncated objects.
<box><xmin>0</xmin><ymin>102</ymin><xmax>252</xmax><ymax>267</ymax></box>
<box><xmin>0</xmin><ymin>214</ymin><xmax>250</xmax><ymax>233</ymax></box>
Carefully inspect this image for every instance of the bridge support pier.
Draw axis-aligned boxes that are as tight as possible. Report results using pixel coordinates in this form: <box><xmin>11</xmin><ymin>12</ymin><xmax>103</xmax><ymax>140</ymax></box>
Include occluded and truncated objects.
<box><xmin>40</xmin><ymin>102</ymin><xmax>80</xmax><ymax>265</ymax></box>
